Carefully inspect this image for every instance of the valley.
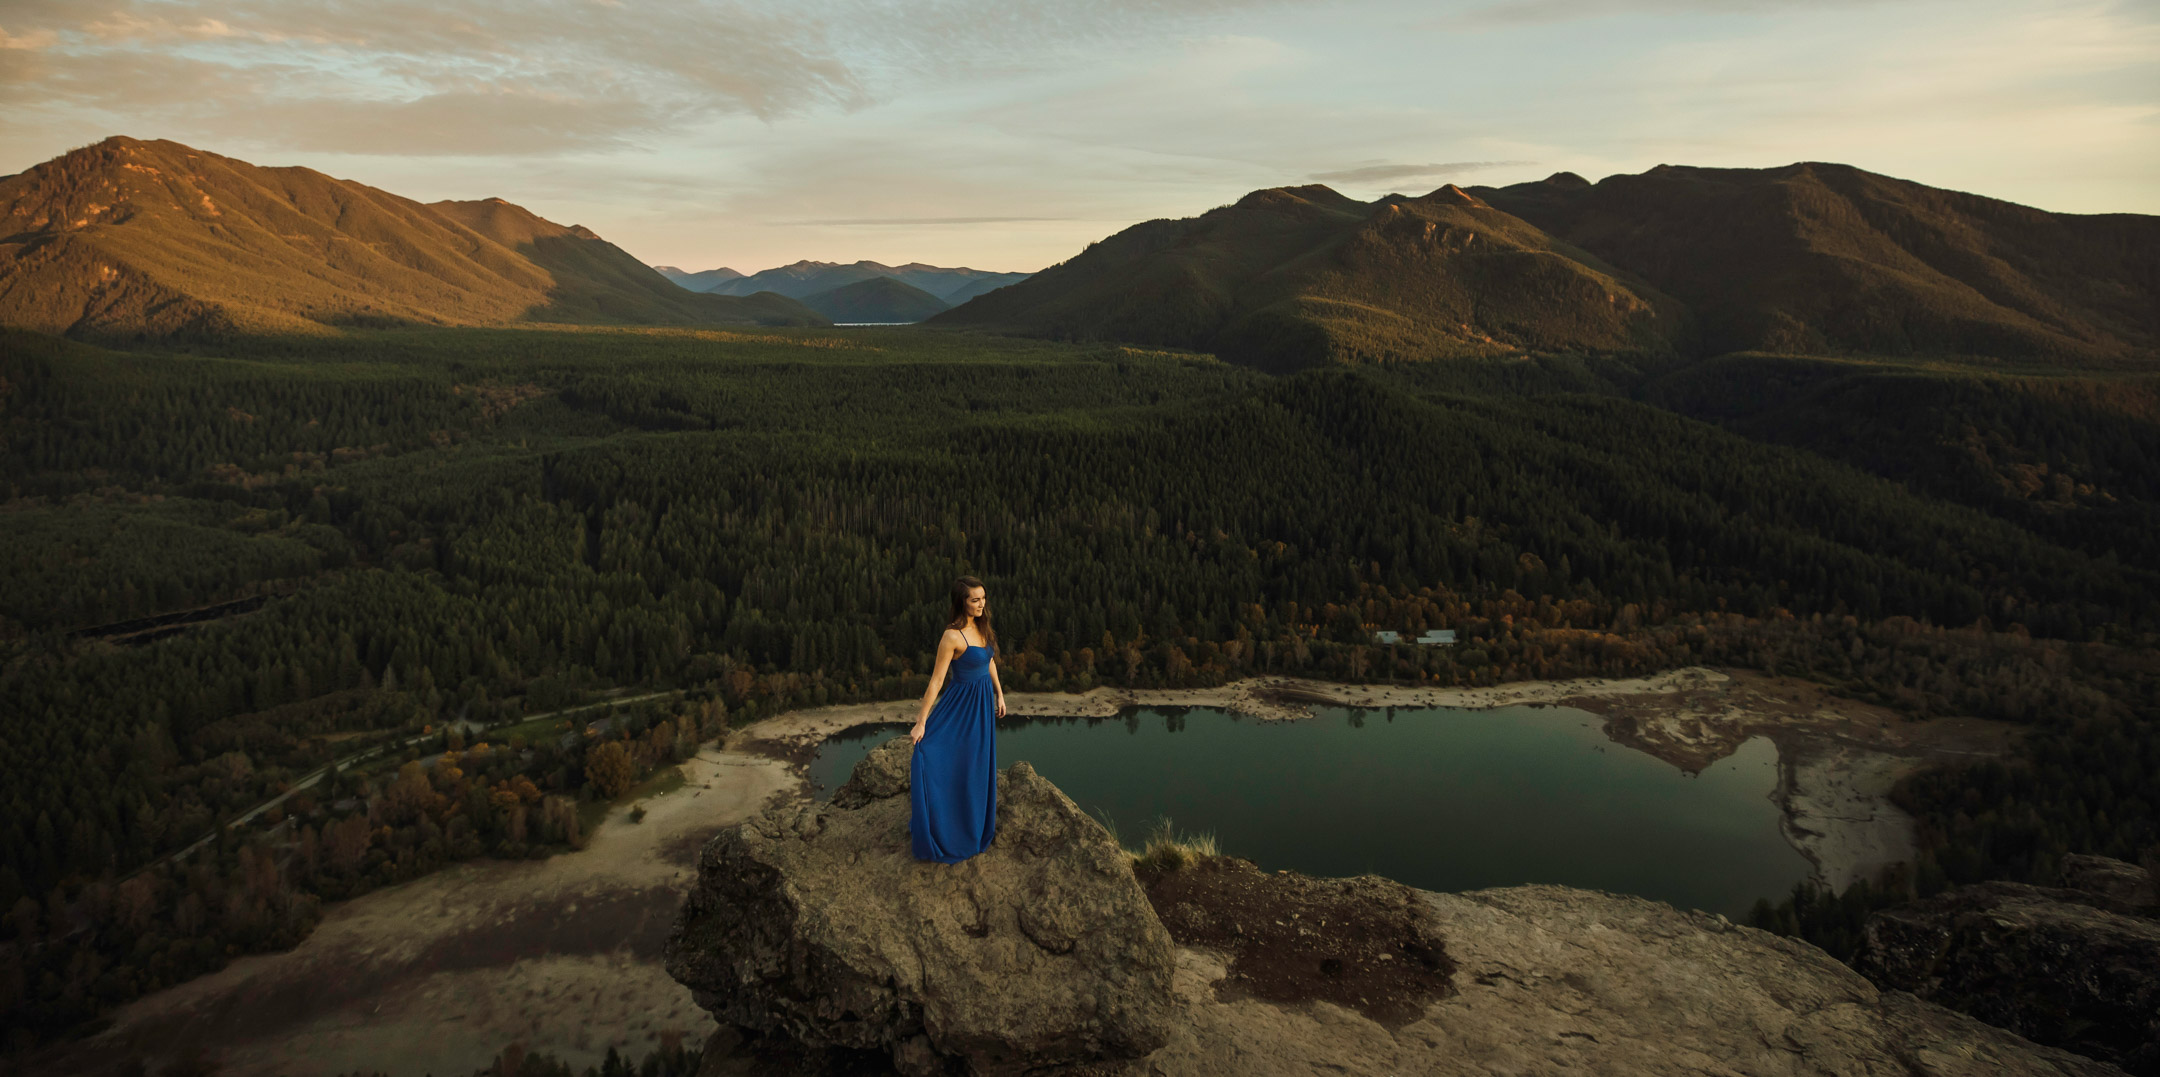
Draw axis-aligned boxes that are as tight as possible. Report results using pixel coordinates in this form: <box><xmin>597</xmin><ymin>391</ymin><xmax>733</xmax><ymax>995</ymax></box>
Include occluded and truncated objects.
<box><xmin>33</xmin><ymin>666</ymin><xmax>2010</xmax><ymax>1077</ymax></box>
<box><xmin>1</xmin><ymin>137</ymin><xmax>2154</xmax><ymax>1071</ymax></box>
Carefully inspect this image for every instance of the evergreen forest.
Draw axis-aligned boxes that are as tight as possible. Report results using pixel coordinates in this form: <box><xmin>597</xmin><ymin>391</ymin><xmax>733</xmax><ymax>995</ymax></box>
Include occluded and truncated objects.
<box><xmin>2</xmin><ymin>322</ymin><xmax>2157</xmax><ymax>1050</ymax></box>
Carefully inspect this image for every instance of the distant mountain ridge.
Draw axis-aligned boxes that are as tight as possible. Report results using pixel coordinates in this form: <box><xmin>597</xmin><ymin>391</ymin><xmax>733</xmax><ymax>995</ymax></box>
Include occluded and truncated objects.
<box><xmin>934</xmin><ymin>164</ymin><xmax>2159</xmax><ymax>371</ymax></box>
<box><xmin>798</xmin><ymin>276</ymin><xmax>952</xmax><ymax>323</ymax></box>
<box><xmin>662</xmin><ymin>259</ymin><xmax>1030</xmax><ymax>303</ymax></box>
<box><xmin>654</xmin><ymin>265</ymin><xmax>745</xmax><ymax>291</ymax></box>
<box><xmin>0</xmin><ymin>137</ymin><xmax>827</xmax><ymax>339</ymax></box>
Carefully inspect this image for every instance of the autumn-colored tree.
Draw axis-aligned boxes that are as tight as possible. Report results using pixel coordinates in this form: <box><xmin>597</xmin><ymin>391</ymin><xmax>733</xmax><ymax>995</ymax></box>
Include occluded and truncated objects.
<box><xmin>328</xmin><ymin>815</ymin><xmax>373</xmax><ymax>874</ymax></box>
<box><xmin>384</xmin><ymin>760</ymin><xmax>445</xmax><ymax>824</ymax></box>
<box><xmin>585</xmin><ymin>741</ymin><xmax>635</xmax><ymax>799</ymax></box>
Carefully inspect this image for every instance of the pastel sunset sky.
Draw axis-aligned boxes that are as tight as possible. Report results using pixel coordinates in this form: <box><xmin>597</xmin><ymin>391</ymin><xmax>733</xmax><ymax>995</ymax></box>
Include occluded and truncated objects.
<box><xmin>3</xmin><ymin>0</ymin><xmax>2153</xmax><ymax>272</ymax></box>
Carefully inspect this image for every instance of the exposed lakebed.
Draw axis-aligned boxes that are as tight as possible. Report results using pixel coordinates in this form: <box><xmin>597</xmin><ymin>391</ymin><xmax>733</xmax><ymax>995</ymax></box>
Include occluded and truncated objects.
<box><xmin>810</xmin><ymin>703</ymin><xmax>1812</xmax><ymax>919</ymax></box>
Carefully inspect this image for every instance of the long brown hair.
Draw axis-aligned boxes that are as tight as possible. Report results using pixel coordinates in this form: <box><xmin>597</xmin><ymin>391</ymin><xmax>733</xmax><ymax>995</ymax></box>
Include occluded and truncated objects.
<box><xmin>946</xmin><ymin>575</ymin><xmax>998</xmax><ymax>656</ymax></box>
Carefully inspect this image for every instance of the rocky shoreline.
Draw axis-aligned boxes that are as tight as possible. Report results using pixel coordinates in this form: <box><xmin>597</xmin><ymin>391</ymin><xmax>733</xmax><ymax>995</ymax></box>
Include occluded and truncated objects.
<box><xmin>725</xmin><ymin>665</ymin><xmax>2021</xmax><ymax>892</ymax></box>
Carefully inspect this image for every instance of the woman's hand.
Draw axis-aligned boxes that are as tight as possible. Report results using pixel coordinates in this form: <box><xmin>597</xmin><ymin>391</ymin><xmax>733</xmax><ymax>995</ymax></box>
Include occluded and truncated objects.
<box><xmin>910</xmin><ymin>720</ymin><xmax>927</xmax><ymax>745</ymax></box>
<box><xmin>996</xmin><ymin>693</ymin><xmax>1007</xmax><ymax>719</ymax></box>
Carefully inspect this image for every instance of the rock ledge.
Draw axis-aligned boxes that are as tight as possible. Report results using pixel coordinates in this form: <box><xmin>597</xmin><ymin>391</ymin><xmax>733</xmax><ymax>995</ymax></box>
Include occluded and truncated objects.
<box><xmin>669</xmin><ymin>737</ymin><xmax>2125</xmax><ymax>1076</ymax></box>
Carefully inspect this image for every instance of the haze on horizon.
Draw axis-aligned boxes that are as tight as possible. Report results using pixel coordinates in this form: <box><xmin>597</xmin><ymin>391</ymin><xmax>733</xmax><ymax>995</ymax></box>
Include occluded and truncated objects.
<box><xmin>1</xmin><ymin>0</ymin><xmax>2153</xmax><ymax>274</ymax></box>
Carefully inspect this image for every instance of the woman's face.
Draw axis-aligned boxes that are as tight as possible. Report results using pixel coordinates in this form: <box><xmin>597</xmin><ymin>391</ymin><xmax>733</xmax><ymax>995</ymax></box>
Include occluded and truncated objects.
<box><xmin>965</xmin><ymin>586</ymin><xmax>987</xmax><ymax>619</ymax></box>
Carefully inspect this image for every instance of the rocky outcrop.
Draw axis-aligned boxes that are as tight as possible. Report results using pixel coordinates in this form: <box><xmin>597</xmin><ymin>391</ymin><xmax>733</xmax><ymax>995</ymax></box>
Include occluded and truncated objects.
<box><xmin>1856</xmin><ymin>856</ymin><xmax>2160</xmax><ymax>1075</ymax></box>
<box><xmin>663</xmin><ymin>736</ymin><xmax>1178</xmax><ymax>1076</ymax></box>
<box><xmin>669</xmin><ymin>738</ymin><xmax>2124</xmax><ymax>1076</ymax></box>
<box><xmin>2058</xmin><ymin>852</ymin><xmax>2160</xmax><ymax>916</ymax></box>
<box><xmin>1134</xmin><ymin>883</ymin><xmax>2121</xmax><ymax>1077</ymax></box>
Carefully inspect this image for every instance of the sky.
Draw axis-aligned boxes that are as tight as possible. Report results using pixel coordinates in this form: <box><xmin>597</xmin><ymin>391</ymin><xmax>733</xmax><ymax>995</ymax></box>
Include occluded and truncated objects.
<box><xmin>1</xmin><ymin>0</ymin><xmax>2155</xmax><ymax>273</ymax></box>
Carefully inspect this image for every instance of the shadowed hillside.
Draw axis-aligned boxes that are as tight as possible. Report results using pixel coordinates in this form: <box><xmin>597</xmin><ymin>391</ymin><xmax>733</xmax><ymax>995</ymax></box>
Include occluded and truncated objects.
<box><xmin>0</xmin><ymin>137</ymin><xmax>825</xmax><ymax>340</ymax></box>
<box><xmin>428</xmin><ymin>198</ymin><xmax>820</xmax><ymax>327</ymax></box>
<box><xmin>654</xmin><ymin>264</ymin><xmax>745</xmax><ymax>291</ymax></box>
<box><xmin>940</xmin><ymin>272</ymin><xmax>1031</xmax><ymax>305</ymax></box>
<box><xmin>931</xmin><ymin>183</ymin><xmax>1689</xmax><ymax>373</ymax></box>
<box><xmin>936</xmin><ymin>164</ymin><xmax>2158</xmax><ymax>372</ymax></box>
<box><xmin>1472</xmin><ymin>162</ymin><xmax>2160</xmax><ymax>364</ymax></box>
<box><xmin>799</xmin><ymin>275</ymin><xmax>952</xmax><ymax>323</ymax></box>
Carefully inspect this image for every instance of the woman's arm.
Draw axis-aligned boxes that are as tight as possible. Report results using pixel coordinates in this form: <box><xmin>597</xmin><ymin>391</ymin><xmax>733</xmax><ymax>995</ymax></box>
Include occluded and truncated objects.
<box><xmin>911</xmin><ymin>631</ymin><xmax>961</xmax><ymax>744</ymax></box>
<box><xmin>989</xmin><ymin>653</ymin><xmax>1006</xmax><ymax>719</ymax></box>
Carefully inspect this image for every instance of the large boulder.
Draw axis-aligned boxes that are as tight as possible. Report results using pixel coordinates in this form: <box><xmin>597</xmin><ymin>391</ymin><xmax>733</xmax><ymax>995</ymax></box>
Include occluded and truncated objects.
<box><xmin>1855</xmin><ymin>858</ymin><xmax>2160</xmax><ymax>1076</ymax></box>
<box><xmin>663</xmin><ymin>736</ymin><xmax>1178</xmax><ymax>1076</ymax></box>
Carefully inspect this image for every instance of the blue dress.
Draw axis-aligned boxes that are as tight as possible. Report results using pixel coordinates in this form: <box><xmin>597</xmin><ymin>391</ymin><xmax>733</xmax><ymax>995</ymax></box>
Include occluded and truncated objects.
<box><xmin>909</xmin><ymin>642</ymin><xmax>999</xmax><ymax>862</ymax></box>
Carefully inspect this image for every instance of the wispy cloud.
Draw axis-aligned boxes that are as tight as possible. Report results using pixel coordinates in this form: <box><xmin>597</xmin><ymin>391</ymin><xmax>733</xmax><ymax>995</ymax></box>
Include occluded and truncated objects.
<box><xmin>1447</xmin><ymin>0</ymin><xmax>1900</xmax><ymax>27</ymax></box>
<box><xmin>0</xmin><ymin>26</ymin><xmax>60</xmax><ymax>50</ymax></box>
<box><xmin>1309</xmin><ymin>160</ymin><xmax>1537</xmax><ymax>184</ymax></box>
<box><xmin>4</xmin><ymin>1</ymin><xmax>866</xmax><ymax>154</ymax></box>
<box><xmin>0</xmin><ymin>0</ymin><xmax>1296</xmax><ymax>156</ymax></box>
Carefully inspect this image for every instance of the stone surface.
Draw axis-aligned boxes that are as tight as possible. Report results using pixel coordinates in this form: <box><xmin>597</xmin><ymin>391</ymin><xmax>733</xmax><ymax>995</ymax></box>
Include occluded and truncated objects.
<box><xmin>672</xmin><ymin>740</ymin><xmax>2124</xmax><ymax>1077</ymax></box>
<box><xmin>1125</xmin><ymin>884</ymin><xmax>2122</xmax><ymax>1076</ymax></box>
<box><xmin>664</xmin><ymin>736</ymin><xmax>1178</xmax><ymax>1076</ymax></box>
<box><xmin>2058</xmin><ymin>853</ymin><xmax>2159</xmax><ymax>916</ymax></box>
<box><xmin>1857</xmin><ymin>872</ymin><xmax>2160</xmax><ymax>1075</ymax></box>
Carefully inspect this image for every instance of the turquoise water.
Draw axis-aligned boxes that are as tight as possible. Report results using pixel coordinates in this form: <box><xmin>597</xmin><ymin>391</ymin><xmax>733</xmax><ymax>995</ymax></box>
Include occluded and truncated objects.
<box><xmin>808</xmin><ymin>704</ymin><xmax>1811</xmax><ymax>918</ymax></box>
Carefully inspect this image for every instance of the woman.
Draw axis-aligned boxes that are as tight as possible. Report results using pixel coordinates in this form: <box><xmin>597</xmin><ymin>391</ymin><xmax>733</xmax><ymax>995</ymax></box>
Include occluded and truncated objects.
<box><xmin>907</xmin><ymin>575</ymin><xmax>1006</xmax><ymax>863</ymax></box>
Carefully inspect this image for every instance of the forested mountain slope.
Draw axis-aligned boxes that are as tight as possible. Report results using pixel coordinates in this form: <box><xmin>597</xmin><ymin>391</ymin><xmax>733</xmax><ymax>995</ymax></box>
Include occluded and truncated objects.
<box><xmin>1641</xmin><ymin>354</ymin><xmax>2160</xmax><ymax>573</ymax></box>
<box><xmin>931</xmin><ymin>183</ymin><xmax>1689</xmax><ymax>372</ymax></box>
<box><xmin>937</xmin><ymin>164</ymin><xmax>2158</xmax><ymax>372</ymax></box>
<box><xmin>425</xmin><ymin>197</ymin><xmax>818</xmax><ymax>327</ymax></box>
<box><xmin>0</xmin><ymin>137</ymin><xmax>825</xmax><ymax>339</ymax></box>
<box><xmin>1471</xmin><ymin>162</ymin><xmax>2160</xmax><ymax>364</ymax></box>
<box><xmin>799</xmin><ymin>275</ymin><xmax>952</xmax><ymax>322</ymax></box>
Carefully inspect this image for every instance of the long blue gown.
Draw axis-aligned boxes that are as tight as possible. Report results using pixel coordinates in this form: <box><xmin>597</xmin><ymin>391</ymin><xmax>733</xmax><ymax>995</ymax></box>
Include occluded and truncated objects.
<box><xmin>909</xmin><ymin>642</ymin><xmax>998</xmax><ymax>863</ymax></box>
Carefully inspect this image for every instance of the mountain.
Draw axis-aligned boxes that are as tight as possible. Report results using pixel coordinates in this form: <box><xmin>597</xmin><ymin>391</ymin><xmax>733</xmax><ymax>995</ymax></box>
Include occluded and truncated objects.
<box><xmin>426</xmin><ymin>198</ymin><xmax>821</xmax><ymax>327</ymax></box>
<box><xmin>0</xmin><ymin>136</ymin><xmax>826</xmax><ymax>339</ymax></box>
<box><xmin>1469</xmin><ymin>162</ymin><xmax>2160</xmax><ymax>364</ymax></box>
<box><xmin>933</xmin><ymin>165</ymin><xmax>2159</xmax><ymax>372</ymax></box>
<box><xmin>699</xmin><ymin>259</ymin><xmax>1032</xmax><ymax>302</ymax></box>
<box><xmin>901</xmin><ymin>265</ymin><xmax>1033</xmax><ymax>302</ymax></box>
<box><xmin>653</xmin><ymin>265</ymin><xmax>745</xmax><ymax>292</ymax></box>
<box><xmin>930</xmin><ymin>183</ymin><xmax>1687</xmax><ymax>372</ymax></box>
<box><xmin>939</xmin><ymin>273</ymin><xmax>1030</xmax><ymax>305</ymax></box>
<box><xmin>798</xmin><ymin>275</ymin><xmax>952</xmax><ymax>323</ymax></box>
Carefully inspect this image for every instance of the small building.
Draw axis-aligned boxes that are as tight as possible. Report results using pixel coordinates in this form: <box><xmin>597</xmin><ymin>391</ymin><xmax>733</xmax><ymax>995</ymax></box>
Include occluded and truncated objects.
<box><xmin>1416</xmin><ymin>629</ymin><xmax>1457</xmax><ymax>646</ymax></box>
<box><xmin>1373</xmin><ymin>630</ymin><xmax>1402</xmax><ymax>645</ymax></box>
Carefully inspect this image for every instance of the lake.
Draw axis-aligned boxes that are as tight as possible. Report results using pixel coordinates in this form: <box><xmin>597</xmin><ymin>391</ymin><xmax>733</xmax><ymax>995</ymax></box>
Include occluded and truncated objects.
<box><xmin>808</xmin><ymin>704</ymin><xmax>1812</xmax><ymax>918</ymax></box>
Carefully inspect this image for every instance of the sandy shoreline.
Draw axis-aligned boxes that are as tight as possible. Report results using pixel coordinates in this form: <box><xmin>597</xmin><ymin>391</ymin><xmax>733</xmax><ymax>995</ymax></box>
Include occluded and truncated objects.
<box><xmin>54</xmin><ymin>666</ymin><xmax>2017</xmax><ymax>1076</ymax></box>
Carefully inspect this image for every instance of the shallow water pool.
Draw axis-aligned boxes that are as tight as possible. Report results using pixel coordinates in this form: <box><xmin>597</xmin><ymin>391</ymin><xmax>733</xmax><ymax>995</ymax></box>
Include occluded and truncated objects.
<box><xmin>808</xmin><ymin>704</ymin><xmax>1810</xmax><ymax>918</ymax></box>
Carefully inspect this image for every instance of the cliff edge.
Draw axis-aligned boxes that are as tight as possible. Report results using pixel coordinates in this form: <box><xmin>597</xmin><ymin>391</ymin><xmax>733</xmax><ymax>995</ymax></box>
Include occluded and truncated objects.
<box><xmin>666</xmin><ymin>736</ymin><xmax>2122</xmax><ymax>1076</ymax></box>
